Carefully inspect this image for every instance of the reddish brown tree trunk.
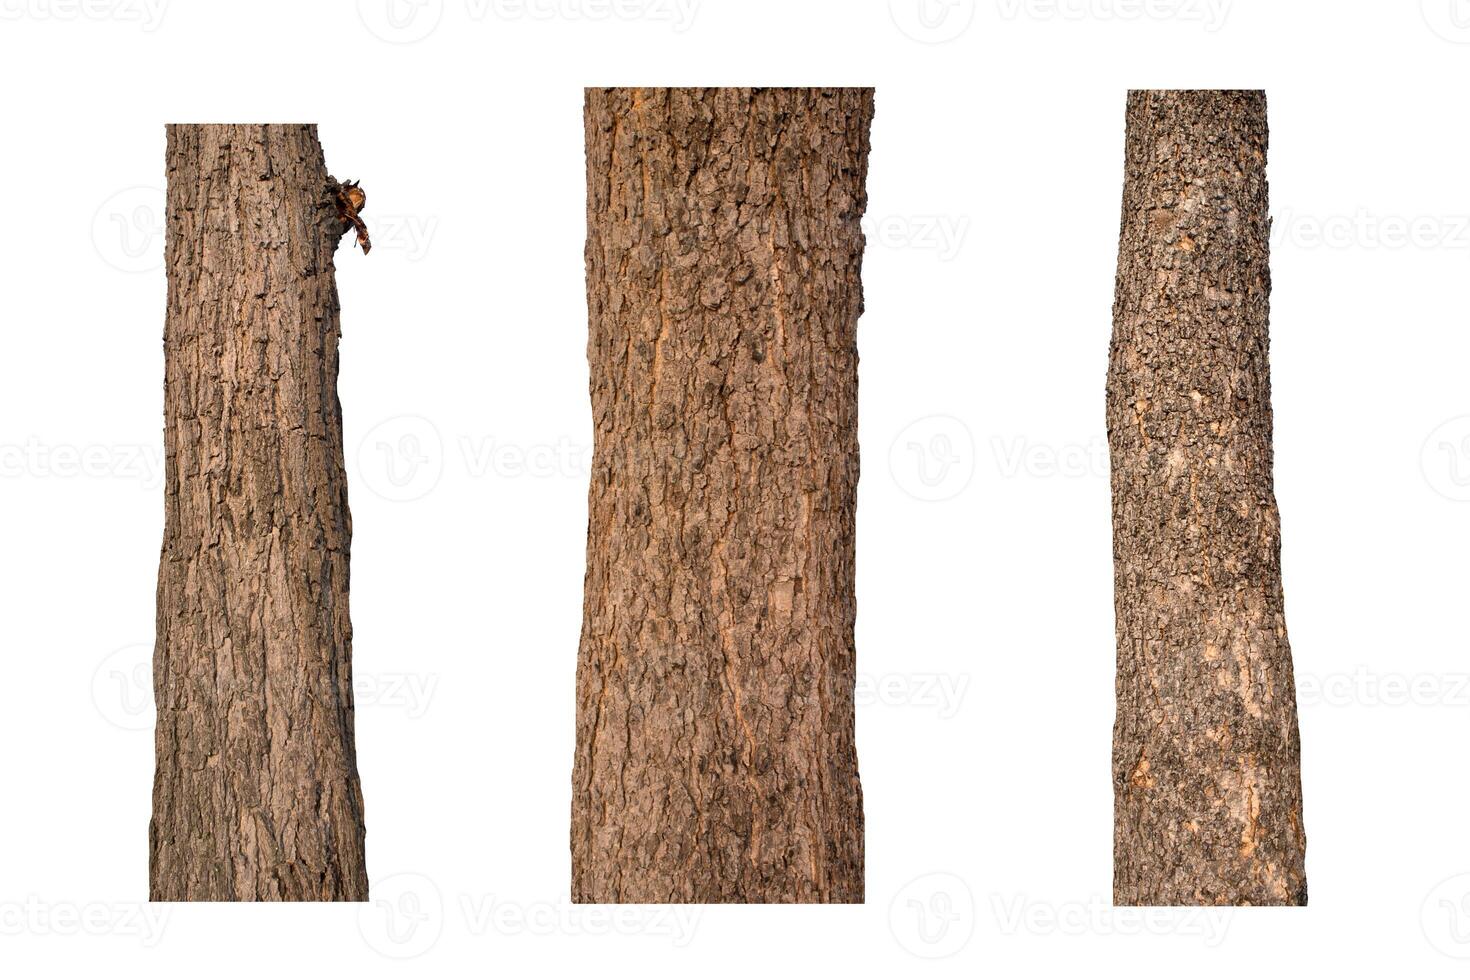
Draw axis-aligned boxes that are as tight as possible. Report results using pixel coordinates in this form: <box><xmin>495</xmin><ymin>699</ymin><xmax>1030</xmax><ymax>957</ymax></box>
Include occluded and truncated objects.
<box><xmin>1109</xmin><ymin>91</ymin><xmax>1307</xmax><ymax>906</ymax></box>
<box><xmin>150</xmin><ymin>124</ymin><xmax>368</xmax><ymax>901</ymax></box>
<box><xmin>573</xmin><ymin>88</ymin><xmax>871</xmax><ymax>903</ymax></box>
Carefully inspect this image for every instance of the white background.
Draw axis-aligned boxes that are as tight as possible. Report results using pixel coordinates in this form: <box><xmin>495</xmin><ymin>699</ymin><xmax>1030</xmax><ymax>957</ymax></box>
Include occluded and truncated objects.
<box><xmin>3</xmin><ymin>0</ymin><xmax>1470</xmax><ymax>975</ymax></box>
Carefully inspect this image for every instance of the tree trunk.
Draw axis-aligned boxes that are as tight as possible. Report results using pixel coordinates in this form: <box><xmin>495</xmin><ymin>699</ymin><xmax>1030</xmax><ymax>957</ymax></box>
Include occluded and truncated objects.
<box><xmin>150</xmin><ymin>124</ymin><xmax>368</xmax><ymax>901</ymax></box>
<box><xmin>573</xmin><ymin>88</ymin><xmax>871</xmax><ymax>903</ymax></box>
<box><xmin>1108</xmin><ymin>91</ymin><xmax>1307</xmax><ymax>906</ymax></box>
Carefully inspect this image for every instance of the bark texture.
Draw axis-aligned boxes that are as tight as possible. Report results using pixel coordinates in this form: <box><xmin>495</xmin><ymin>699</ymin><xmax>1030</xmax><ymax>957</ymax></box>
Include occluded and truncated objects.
<box><xmin>151</xmin><ymin>124</ymin><xmax>368</xmax><ymax>901</ymax></box>
<box><xmin>1108</xmin><ymin>91</ymin><xmax>1306</xmax><ymax>906</ymax></box>
<box><xmin>573</xmin><ymin>88</ymin><xmax>871</xmax><ymax>903</ymax></box>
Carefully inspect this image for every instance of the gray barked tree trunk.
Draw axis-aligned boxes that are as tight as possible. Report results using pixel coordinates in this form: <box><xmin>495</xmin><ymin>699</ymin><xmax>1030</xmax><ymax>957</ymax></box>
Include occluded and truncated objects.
<box><xmin>1108</xmin><ymin>90</ymin><xmax>1307</xmax><ymax>906</ymax></box>
<box><xmin>573</xmin><ymin>88</ymin><xmax>871</xmax><ymax>903</ymax></box>
<box><xmin>151</xmin><ymin>124</ymin><xmax>368</xmax><ymax>901</ymax></box>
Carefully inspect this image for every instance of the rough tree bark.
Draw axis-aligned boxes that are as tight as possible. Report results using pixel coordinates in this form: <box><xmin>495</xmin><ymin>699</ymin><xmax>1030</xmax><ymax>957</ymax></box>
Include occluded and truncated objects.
<box><xmin>1108</xmin><ymin>91</ymin><xmax>1307</xmax><ymax>906</ymax></box>
<box><xmin>150</xmin><ymin>124</ymin><xmax>368</xmax><ymax>901</ymax></box>
<box><xmin>573</xmin><ymin>88</ymin><xmax>871</xmax><ymax>903</ymax></box>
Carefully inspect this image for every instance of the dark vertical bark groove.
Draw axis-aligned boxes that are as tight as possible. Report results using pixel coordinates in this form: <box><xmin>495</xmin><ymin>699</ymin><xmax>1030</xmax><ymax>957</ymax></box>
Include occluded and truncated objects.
<box><xmin>1108</xmin><ymin>91</ymin><xmax>1306</xmax><ymax>906</ymax></box>
<box><xmin>573</xmin><ymin>87</ymin><xmax>871</xmax><ymax>903</ymax></box>
<box><xmin>150</xmin><ymin>124</ymin><xmax>368</xmax><ymax>901</ymax></box>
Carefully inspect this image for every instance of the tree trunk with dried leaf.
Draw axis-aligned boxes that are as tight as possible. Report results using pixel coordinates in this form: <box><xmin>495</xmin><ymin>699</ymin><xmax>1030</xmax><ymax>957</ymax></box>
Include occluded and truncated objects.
<box><xmin>573</xmin><ymin>87</ymin><xmax>871</xmax><ymax>903</ymax></box>
<box><xmin>1108</xmin><ymin>90</ymin><xmax>1307</xmax><ymax>906</ymax></box>
<box><xmin>150</xmin><ymin>123</ymin><xmax>368</xmax><ymax>901</ymax></box>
